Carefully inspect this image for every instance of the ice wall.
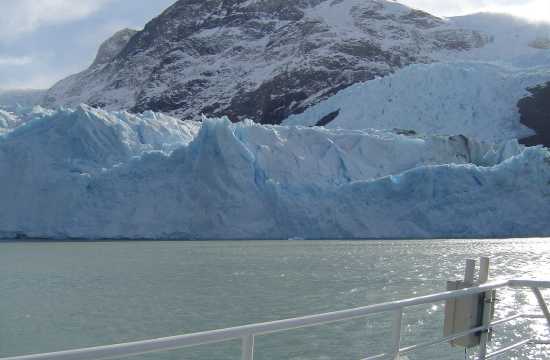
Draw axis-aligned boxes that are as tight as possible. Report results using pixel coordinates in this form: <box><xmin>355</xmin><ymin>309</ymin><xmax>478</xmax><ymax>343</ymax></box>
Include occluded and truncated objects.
<box><xmin>1</xmin><ymin>106</ymin><xmax>548</xmax><ymax>239</ymax></box>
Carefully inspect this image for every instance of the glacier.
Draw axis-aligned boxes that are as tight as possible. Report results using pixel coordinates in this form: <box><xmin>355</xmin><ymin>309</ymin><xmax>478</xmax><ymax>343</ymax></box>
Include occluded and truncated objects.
<box><xmin>283</xmin><ymin>62</ymin><xmax>550</xmax><ymax>142</ymax></box>
<box><xmin>1</xmin><ymin>105</ymin><xmax>549</xmax><ymax>240</ymax></box>
<box><xmin>0</xmin><ymin>109</ymin><xmax>18</xmax><ymax>133</ymax></box>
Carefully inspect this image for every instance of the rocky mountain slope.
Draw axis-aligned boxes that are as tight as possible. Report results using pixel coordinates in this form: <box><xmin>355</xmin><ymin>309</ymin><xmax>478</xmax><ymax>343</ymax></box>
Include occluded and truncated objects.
<box><xmin>91</xmin><ymin>29</ymin><xmax>139</xmax><ymax>68</ymax></box>
<box><xmin>43</xmin><ymin>0</ymin><xmax>489</xmax><ymax>124</ymax></box>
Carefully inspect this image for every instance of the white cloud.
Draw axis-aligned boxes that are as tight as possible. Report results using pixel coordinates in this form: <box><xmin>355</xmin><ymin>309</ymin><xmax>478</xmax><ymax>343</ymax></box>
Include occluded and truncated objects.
<box><xmin>0</xmin><ymin>56</ymin><xmax>33</xmax><ymax>66</ymax></box>
<box><xmin>0</xmin><ymin>0</ymin><xmax>115</xmax><ymax>40</ymax></box>
<box><xmin>479</xmin><ymin>0</ymin><xmax>550</xmax><ymax>22</ymax></box>
<box><xmin>397</xmin><ymin>0</ymin><xmax>550</xmax><ymax>22</ymax></box>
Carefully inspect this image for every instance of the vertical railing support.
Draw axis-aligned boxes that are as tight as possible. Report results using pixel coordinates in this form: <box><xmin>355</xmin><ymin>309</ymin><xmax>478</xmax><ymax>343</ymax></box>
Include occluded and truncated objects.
<box><xmin>532</xmin><ymin>287</ymin><xmax>550</xmax><ymax>331</ymax></box>
<box><xmin>477</xmin><ymin>257</ymin><xmax>492</xmax><ymax>360</ymax></box>
<box><xmin>478</xmin><ymin>257</ymin><xmax>490</xmax><ymax>284</ymax></box>
<box><xmin>242</xmin><ymin>334</ymin><xmax>255</xmax><ymax>360</ymax></box>
<box><xmin>389</xmin><ymin>308</ymin><xmax>403</xmax><ymax>360</ymax></box>
<box><xmin>464</xmin><ymin>259</ymin><xmax>476</xmax><ymax>285</ymax></box>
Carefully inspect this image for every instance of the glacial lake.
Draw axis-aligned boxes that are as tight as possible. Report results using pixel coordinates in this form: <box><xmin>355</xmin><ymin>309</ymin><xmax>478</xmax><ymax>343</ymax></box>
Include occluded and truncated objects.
<box><xmin>1</xmin><ymin>239</ymin><xmax>549</xmax><ymax>360</ymax></box>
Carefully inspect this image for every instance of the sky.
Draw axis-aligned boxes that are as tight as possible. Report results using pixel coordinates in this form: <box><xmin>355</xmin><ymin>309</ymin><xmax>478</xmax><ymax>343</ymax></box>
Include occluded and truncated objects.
<box><xmin>0</xmin><ymin>0</ymin><xmax>177</xmax><ymax>90</ymax></box>
<box><xmin>0</xmin><ymin>0</ymin><xmax>549</xmax><ymax>91</ymax></box>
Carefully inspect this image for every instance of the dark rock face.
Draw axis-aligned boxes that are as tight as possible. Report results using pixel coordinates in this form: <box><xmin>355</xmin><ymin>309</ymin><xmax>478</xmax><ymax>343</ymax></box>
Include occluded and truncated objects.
<box><xmin>316</xmin><ymin>109</ymin><xmax>340</xmax><ymax>126</ymax></box>
<box><xmin>44</xmin><ymin>0</ymin><xmax>488</xmax><ymax>124</ymax></box>
<box><xmin>518</xmin><ymin>82</ymin><xmax>550</xmax><ymax>147</ymax></box>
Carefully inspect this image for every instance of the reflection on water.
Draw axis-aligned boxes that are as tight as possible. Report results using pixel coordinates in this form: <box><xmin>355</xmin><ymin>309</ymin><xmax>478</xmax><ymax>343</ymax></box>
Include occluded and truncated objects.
<box><xmin>0</xmin><ymin>239</ymin><xmax>549</xmax><ymax>359</ymax></box>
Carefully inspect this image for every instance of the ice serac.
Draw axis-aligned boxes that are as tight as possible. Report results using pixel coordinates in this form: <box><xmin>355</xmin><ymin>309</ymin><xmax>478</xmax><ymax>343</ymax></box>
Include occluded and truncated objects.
<box><xmin>0</xmin><ymin>109</ymin><xmax>18</xmax><ymax>133</ymax></box>
<box><xmin>283</xmin><ymin>62</ymin><xmax>550</xmax><ymax>142</ymax></box>
<box><xmin>1</xmin><ymin>106</ymin><xmax>549</xmax><ymax>240</ymax></box>
<box><xmin>43</xmin><ymin>0</ymin><xmax>488</xmax><ymax>124</ymax></box>
<box><xmin>0</xmin><ymin>106</ymin><xmax>56</xmax><ymax>134</ymax></box>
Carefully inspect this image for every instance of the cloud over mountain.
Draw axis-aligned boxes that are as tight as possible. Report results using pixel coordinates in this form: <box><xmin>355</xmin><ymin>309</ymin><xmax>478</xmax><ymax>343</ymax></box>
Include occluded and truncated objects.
<box><xmin>0</xmin><ymin>0</ymin><xmax>114</xmax><ymax>40</ymax></box>
<box><xmin>400</xmin><ymin>0</ymin><xmax>550</xmax><ymax>22</ymax></box>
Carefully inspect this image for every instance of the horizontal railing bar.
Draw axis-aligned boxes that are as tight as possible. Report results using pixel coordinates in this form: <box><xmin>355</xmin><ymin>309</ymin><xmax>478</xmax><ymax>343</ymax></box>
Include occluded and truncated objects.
<box><xmin>360</xmin><ymin>353</ymin><xmax>386</xmax><ymax>360</ymax></box>
<box><xmin>485</xmin><ymin>338</ymin><xmax>532</xmax><ymax>359</ymax></box>
<box><xmin>2</xmin><ymin>279</ymin><xmax>549</xmax><ymax>360</ymax></box>
<box><xmin>399</xmin><ymin>313</ymin><xmax>526</xmax><ymax>355</ymax></box>
<box><xmin>363</xmin><ymin>312</ymin><xmax>534</xmax><ymax>360</ymax></box>
<box><xmin>400</xmin><ymin>324</ymin><xmax>485</xmax><ymax>355</ymax></box>
<box><xmin>531</xmin><ymin>339</ymin><xmax>550</xmax><ymax>345</ymax></box>
<box><xmin>508</xmin><ymin>280</ymin><xmax>550</xmax><ymax>289</ymax></box>
<box><xmin>524</xmin><ymin>314</ymin><xmax>545</xmax><ymax>319</ymax></box>
<box><xmin>490</xmin><ymin>313</ymin><xmax>528</xmax><ymax>327</ymax></box>
<box><xmin>363</xmin><ymin>310</ymin><xmax>542</xmax><ymax>360</ymax></box>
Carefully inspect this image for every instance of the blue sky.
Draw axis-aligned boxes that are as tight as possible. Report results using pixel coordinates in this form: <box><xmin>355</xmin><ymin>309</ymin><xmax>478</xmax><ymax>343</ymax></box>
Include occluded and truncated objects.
<box><xmin>0</xmin><ymin>0</ymin><xmax>177</xmax><ymax>90</ymax></box>
<box><xmin>0</xmin><ymin>0</ymin><xmax>549</xmax><ymax>90</ymax></box>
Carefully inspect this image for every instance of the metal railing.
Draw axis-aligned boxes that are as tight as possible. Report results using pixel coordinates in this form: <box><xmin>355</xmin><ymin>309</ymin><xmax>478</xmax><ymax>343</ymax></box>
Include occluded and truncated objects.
<box><xmin>1</xmin><ymin>279</ymin><xmax>549</xmax><ymax>360</ymax></box>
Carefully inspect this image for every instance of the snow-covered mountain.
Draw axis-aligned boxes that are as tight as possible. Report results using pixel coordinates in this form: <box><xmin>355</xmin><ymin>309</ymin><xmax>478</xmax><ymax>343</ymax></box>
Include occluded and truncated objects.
<box><xmin>447</xmin><ymin>13</ymin><xmax>550</xmax><ymax>66</ymax></box>
<box><xmin>91</xmin><ymin>29</ymin><xmax>138</xmax><ymax>68</ymax></box>
<box><xmin>43</xmin><ymin>0</ymin><xmax>490</xmax><ymax>124</ymax></box>
<box><xmin>2</xmin><ymin>106</ymin><xmax>549</xmax><ymax>239</ymax></box>
<box><xmin>282</xmin><ymin>12</ymin><xmax>550</xmax><ymax>143</ymax></box>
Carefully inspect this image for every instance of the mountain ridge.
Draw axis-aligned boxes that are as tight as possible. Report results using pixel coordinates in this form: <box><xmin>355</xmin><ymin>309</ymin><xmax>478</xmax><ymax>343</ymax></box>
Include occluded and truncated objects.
<box><xmin>43</xmin><ymin>0</ymin><xmax>489</xmax><ymax>123</ymax></box>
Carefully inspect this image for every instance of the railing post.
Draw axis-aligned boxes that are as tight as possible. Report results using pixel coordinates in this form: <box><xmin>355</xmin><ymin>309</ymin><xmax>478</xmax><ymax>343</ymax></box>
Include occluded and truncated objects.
<box><xmin>478</xmin><ymin>257</ymin><xmax>489</xmax><ymax>284</ymax></box>
<box><xmin>532</xmin><ymin>287</ymin><xmax>550</xmax><ymax>331</ymax></box>
<box><xmin>242</xmin><ymin>335</ymin><xmax>255</xmax><ymax>360</ymax></box>
<box><xmin>389</xmin><ymin>308</ymin><xmax>403</xmax><ymax>360</ymax></box>
<box><xmin>464</xmin><ymin>259</ymin><xmax>476</xmax><ymax>285</ymax></box>
<box><xmin>477</xmin><ymin>257</ymin><xmax>491</xmax><ymax>360</ymax></box>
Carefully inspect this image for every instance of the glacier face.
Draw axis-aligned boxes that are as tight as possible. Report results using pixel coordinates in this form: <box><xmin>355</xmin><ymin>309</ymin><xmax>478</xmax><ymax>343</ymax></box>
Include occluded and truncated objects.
<box><xmin>1</xmin><ymin>106</ymin><xmax>549</xmax><ymax>240</ymax></box>
<box><xmin>283</xmin><ymin>62</ymin><xmax>550</xmax><ymax>142</ymax></box>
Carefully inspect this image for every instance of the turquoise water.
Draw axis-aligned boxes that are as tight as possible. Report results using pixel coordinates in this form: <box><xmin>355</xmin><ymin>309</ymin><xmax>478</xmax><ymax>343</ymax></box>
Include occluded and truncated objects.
<box><xmin>0</xmin><ymin>239</ymin><xmax>549</xmax><ymax>359</ymax></box>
